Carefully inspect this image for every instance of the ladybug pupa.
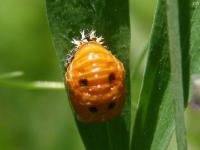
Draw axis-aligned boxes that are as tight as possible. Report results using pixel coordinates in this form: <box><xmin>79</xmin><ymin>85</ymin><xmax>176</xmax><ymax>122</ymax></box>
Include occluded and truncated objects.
<box><xmin>65</xmin><ymin>30</ymin><xmax>125</xmax><ymax>123</ymax></box>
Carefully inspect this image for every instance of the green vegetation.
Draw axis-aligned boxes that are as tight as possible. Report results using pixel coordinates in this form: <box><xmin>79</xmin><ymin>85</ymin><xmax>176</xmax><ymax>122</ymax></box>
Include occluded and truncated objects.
<box><xmin>0</xmin><ymin>0</ymin><xmax>200</xmax><ymax>150</ymax></box>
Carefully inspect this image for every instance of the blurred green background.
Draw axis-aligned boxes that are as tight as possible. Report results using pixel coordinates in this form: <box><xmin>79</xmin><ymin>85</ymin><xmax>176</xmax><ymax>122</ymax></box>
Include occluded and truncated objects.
<box><xmin>0</xmin><ymin>0</ymin><xmax>199</xmax><ymax>149</ymax></box>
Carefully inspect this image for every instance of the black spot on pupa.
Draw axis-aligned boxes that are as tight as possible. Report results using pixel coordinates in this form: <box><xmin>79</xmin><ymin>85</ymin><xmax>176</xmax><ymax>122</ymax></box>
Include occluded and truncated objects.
<box><xmin>108</xmin><ymin>73</ymin><xmax>116</xmax><ymax>82</ymax></box>
<box><xmin>108</xmin><ymin>102</ymin><xmax>116</xmax><ymax>110</ymax></box>
<box><xmin>79</xmin><ymin>79</ymin><xmax>88</xmax><ymax>86</ymax></box>
<box><xmin>89</xmin><ymin>106</ymin><xmax>98</xmax><ymax>113</ymax></box>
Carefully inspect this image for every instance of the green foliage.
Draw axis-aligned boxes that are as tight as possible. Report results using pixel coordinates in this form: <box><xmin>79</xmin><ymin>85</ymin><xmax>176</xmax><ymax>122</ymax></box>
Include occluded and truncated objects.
<box><xmin>46</xmin><ymin>0</ymin><xmax>200</xmax><ymax>149</ymax></box>
<box><xmin>46</xmin><ymin>0</ymin><xmax>131</xmax><ymax>149</ymax></box>
<box><xmin>131</xmin><ymin>0</ymin><xmax>190</xmax><ymax>150</ymax></box>
<box><xmin>191</xmin><ymin>2</ymin><xmax>200</xmax><ymax>75</ymax></box>
<box><xmin>131</xmin><ymin>0</ymin><xmax>172</xmax><ymax>149</ymax></box>
<box><xmin>1</xmin><ymin>0</ymin><xmax>200</xmax><ymax>149</ymax></box>
<box><xmin>166</xmin><ymin>0</ymin><xmax>190</xmax><ymax>149</ymax></box>
<box><xmin>0</xmin><ymin>0</ymin><xmax>84</xmax><ymax>149</ymax></box>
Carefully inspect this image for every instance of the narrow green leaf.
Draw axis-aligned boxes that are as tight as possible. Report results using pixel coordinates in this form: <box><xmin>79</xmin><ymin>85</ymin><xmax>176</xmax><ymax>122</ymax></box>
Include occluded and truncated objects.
<box><xmin>0</xmin><ymin>80</ymin><xmax>64</xmax><ymax>90</ymax></box>
<box><xmin>166</xmin><ymin>0</ymin><xmax>188</xmax><ymax>149</ymax></box>
<box><xmin>131</xmin><ymin>0</ymin><xmax>191</xmax><ymax>149</ymax></box>
<box><xmin>131</xmin><ymin>0</ymin><xmax>171</xmax><ymax>149</ymax></box>
<box><xmin>177</xmin><ymin>0</ymin><xmax>190</xmax><ymax>105</ymax></box>
<box><xmin>130</xmin><ymin>44</ymin><xmax>148</xmax><ymax>131</ymax></box>
<box><xmin>190</xmin><ymin>0</ymin><xmax>200</xmax><ymax>112</ymax></box>
<box><xmin>191</xmin><ymin>3</ymin><xmax>200</xmax><ymax>75</ymax></box>
<box><xmin>0</xmin><ymin>71</ymin><xmax>24</xmax><ymax>79</ymax></box>
<box><xmin>46</xmin><ymin>0</ymin><xmax>131</xmax><ymax>149</ymax></box>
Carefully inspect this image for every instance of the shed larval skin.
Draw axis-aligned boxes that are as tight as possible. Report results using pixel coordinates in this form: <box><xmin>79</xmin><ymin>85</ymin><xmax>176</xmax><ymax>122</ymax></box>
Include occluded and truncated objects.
<box><xmin>65</xmin><ymin>41</ymin><xmax>125</xmax><ymax>123</ymax></box>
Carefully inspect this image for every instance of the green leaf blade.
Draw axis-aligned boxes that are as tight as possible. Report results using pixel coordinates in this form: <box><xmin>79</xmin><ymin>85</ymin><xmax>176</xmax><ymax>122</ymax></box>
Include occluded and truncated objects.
<box><xmin>178</xmin><ymin>0</ymin><xmax>191</xmax><ymax>105</ymax></box>
<box><xmin>131</xmin><ymin>0</ymin><xmax>191</xmax><ymax>149</ymax></box>
<box><xmin>166</xmin><ymin>0</ymin><xmax>189</xmax><ymax>149</ymax></box>
<box><xmin>191</xmin><ymin>3</ymin><xmax>200</xmax><ymax>76</ymax></box>
<box><xmin>131</xmin><ymin>0</ymin><xmax>171</xmax><ymax>149</ymax></box>
<box><xmin>46</xmin><ymin>0</ymin><xmax>131</xmax><ymax>149</ymax></box>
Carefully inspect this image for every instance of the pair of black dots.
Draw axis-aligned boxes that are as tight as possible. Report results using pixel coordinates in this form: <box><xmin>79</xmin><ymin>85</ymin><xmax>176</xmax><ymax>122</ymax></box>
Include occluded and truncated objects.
<box><xmin>89</xmin><ymin>102</ymin><xmax>116</xmax><ymax>114</ymax></box>
<box><xmin>79</xmin><ymin>73</ymin><xmax>116</xmax><ymax>87</ymax></box>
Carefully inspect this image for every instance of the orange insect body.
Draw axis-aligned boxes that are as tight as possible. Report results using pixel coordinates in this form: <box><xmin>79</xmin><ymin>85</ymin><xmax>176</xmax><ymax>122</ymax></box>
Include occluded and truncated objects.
<box><xmin>65</xmin><ymin>31</ymin><xmax>125</xmax><ymax>123</ymax></box>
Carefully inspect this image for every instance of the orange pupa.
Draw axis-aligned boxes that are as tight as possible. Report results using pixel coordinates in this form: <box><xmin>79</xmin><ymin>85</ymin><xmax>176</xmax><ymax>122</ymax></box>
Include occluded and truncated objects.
<box><xmin>65</xmin><ymin>30</ymin><xmax>125</xmax><ymax>123</ymax></box>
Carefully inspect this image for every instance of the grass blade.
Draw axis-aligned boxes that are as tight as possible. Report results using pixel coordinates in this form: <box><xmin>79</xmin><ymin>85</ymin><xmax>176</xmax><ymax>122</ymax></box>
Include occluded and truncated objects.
<box><xmin>45</xmin><ymin>0</ymin><xmax>131</xmax><ymax>149</ymax></box>
<box><xmin>131</xmin><ymin>0</ymin><xmax>172</xmax><ymax>149</ymax></box>
<box><xmin>0</xmin><ymin>80</ymin><xmax>64</xmax><ymax>90</ymax></box>
<box><xmin>131</xmin><ymin>0</ymin><xmax>191</xmax><ymax>149</ymax></box>
<box><xmin>166</xmin><ymin>0</ymin><xmax>189</xmax><ymax>149</ymax></box>
<box><xmin>0</xmin><ymin>71</ymin><xmax>24</xmax><ymax>79</ymax></box>
<box><xmin>191</xmin><ymin>3</ymin><xmax>200</xmax><ymax>76</ymax></box>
